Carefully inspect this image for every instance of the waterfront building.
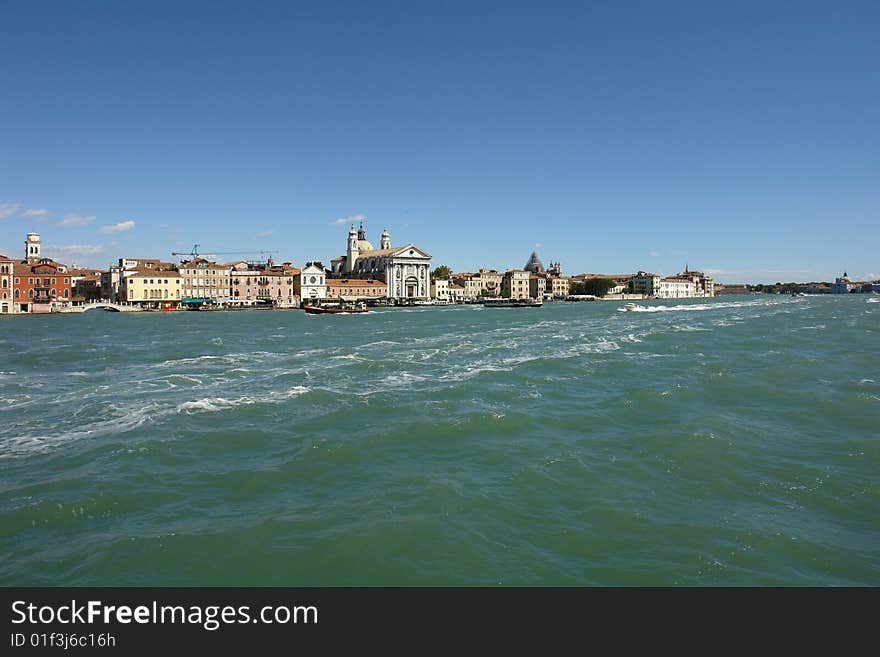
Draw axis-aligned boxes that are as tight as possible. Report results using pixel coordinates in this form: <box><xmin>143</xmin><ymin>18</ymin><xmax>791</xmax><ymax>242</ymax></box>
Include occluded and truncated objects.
<box><xmin>179</xmin><ymin>258</ymin><xmax>232</xmax><ymax>306</ymax></box>
<box><xmin>325</xmin><ymin>278</ymin><xmax>388</xmax><ymax>301</ymax></box>
<box><xmin>454</xmin><ymin>269</ymin><xmax>502</xmax><ymax>299</ymax></box>
<box><xmin>108</xmin><ymin>258</ymin><xmax>178</xmax><ymax>303</ymax></box>
<box><xmin>631</xmin><ymin>268</ymin><xmax>714</xmax><ymax>299</ymax></box>
<box><xmin>230</xmin><ymin>259</ymin><xmax>300</xmax><ymax>307</ymax></box>
<box><xmin>120</xmin><ymin>269</ymin><xmax>181</xmax><ymax>308</ymax></box>
<box><xmin>431</xmin><ymin>277</ymin><xmax>450</xmax><ymax>302</ymax></box>
<box><xmin>832</xmin><ymin>272</ymin><xmax>856</xmax><ymax>294</ymax></box>
<box><xmin>546</xmin><ymin>276</ymin><xmax>570</xmax><ymax>298</ymax></box>
<box><xmin>656</xmin><ymin>276</ymin><xmax>697</xmax><ymax>298</ymax></box>
<box><xmin>676</xmin><ymin>267</ymin><xmax>715</xmax><ymax>297</ymax></box>
<box><xmin>0</xmin><ymin>254</ymin><xmax>13</xmax><ymax>314</ymax></box>
<box><xmin>12</xmin><ymin>259</ymin><xmax>72</xmax><ymax>313</ymax></box>
<box><xmin>502</xmin><ymin>270</ymin><xmax>531</xmax><ymax>299</ymax></box>
<box><xmin>295</xmin><ymin>262</ymin><xmax>328</xmax><ymax>304</ymax></box>
<box><xmin>529</xmin><ymin>274</ymin><xmax>547</xmax><ymax>299</ymax></box>
<box><xmin>631</xmin><ymin>271</ymin><xmax>661</xmax><ymax>296</ymax></box>
<box><xmin>70</xmin><ymin>269</ymin><xmax>105</xmax><ymax>303</ymax></box>
<box><xmin>102</xmin><ymin>268</ymin><xmax>120</xmax><ymax>302</ymax></box>
<box><xmin>330</xmin><ymin>224</ymin><xmax>432</xmax><ymax>301</ymax></box>
<box><xmin>9</xmin><ymin>233</ymin><xmax>71</xmax><ymax>313</ymax></box>
<box><xmin>448</xmin><ymin>282</ymin><xmax>466</xmax><ymax>303</ymax></box>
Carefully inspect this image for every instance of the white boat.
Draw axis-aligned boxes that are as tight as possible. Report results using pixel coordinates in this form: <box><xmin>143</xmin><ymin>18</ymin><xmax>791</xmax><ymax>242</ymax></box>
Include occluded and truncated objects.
<box><xmin>413</xmin><ymin>300</ymin><xmax>435</xmax><ymax>306</ymax></box>
<box><xmin>622</xmin><ymin>302</ymin><xmax>647</xmax><ymax>312</ymax></box>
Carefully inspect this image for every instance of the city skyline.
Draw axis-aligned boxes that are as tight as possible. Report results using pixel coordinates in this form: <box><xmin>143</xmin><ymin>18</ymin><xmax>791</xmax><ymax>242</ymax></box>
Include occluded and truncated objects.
<box><xmin>2</xmin><ymin>1</ymin><xmax>878</xmax><ymax>283</ymax></box>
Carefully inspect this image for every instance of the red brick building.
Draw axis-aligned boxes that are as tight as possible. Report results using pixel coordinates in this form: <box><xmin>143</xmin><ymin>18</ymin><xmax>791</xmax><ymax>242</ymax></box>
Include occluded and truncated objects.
<box><xmin>8</xmin><ymin>233</ymin><xmax>72</xmax><ymax>313</ymax></box>
<box><xmin>13</xmin><ymin>260</ymin><xmax>72</xmax><ymax>312</ymax></box>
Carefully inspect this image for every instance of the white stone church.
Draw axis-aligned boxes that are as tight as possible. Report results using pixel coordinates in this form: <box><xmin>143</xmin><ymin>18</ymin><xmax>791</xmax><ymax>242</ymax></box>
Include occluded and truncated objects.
<box><xmin>330</xmin><ymin>224</ymin><xmax>432</xmax><ymax>301</ymax></box>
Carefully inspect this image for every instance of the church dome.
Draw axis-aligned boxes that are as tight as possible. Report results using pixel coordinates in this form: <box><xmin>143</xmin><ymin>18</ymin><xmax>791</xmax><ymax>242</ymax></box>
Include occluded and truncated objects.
<box><xmin>524</xmin><ymin>251</ymin><xmax>544</xmax><ymax>273</ymax></box>
<box><xmin>358</xmin><ymin>239</ymin><xmax>374</xmax><ymax>251</ymax></box>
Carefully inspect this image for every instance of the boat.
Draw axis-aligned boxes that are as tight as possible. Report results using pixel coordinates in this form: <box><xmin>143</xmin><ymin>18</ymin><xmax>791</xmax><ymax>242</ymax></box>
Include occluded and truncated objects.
<box><xmin>302</xmin><ymin>301</ymin><xmax>369</xmax><ymax>314</ymax></box>
<box><xmin>413</xmin><ymin>300</ymin><xmax>435</xmax><ymax>306</ymax></box>
<box><xmin>621</xmin><ymin>302</ymin><xmax>648</xmax><ymax>312</ymax></box>
<box><xmin>480</xmin><ymin>298</ymin><xmax>543</xmax><ymax>308</ymax></box>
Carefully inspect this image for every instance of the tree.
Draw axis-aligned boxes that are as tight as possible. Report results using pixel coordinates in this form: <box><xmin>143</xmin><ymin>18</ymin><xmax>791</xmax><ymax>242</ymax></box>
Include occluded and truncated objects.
<box><xmin>432</xmin><ymin>265</ymin><xmax>452</xmax><ymax>279</ymax></box>
<box><xmin>572</xmin><ymin>278</ymin><xmax>616</xmax><ymax>297</ymax></box>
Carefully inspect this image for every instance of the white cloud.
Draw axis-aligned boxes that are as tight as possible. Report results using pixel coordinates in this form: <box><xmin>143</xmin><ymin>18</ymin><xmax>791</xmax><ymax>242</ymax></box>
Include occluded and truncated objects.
<box><xmin>704</xmin><ymin>268</ymin><xmax>731</xmax><ymax>276</ymax></box>
<box><xmin>534</xmin><ymin>242</ymin><xmax>542</xmax><ymax>249</ymax></box>
<box><xmin>649</xmin><ymin>250</ymin><xmax>660</xmax><ymax>257</ymax></box>
<box><xmin>255</xmin><ymin>230</ymin><xmax>274</xmax><ymax>238</ymax></box>
<box><xmin>332</xmin><ymin>213</ymin><xmax>366</xmax><ymax>226</ymax></box>
<box><xmin>0</xmin><ymin>203</ymin><xmax>21</xmax><ymax>219</ymax></box>
<box><xmin>59</xmin><ymin>213</ymin><xmax>96</xmax><ymax>226</ymax></box>
<box><xmin>99</xmin><ymin>220</ymin><xmax>135</xmax><ymax>233</ymax></box>
<box><xmin>22</xmin><ymin>208</ymin><xmax>50</xmax><ymax>219</ymax></box>
<box><xmin>43</xmin><ymin>244</ymin><xmax>104</xmax><ymax>256</ymax></box>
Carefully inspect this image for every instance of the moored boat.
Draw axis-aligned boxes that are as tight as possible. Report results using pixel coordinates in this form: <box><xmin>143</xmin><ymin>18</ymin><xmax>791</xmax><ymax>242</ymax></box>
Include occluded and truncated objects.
<box><xmin>480</xmin><ymin>298</ymin><xmax>542</xmax><ymax>308</ymax></box>
<box><xmin>303</xmin><ymin>302</ymin><xmax>369</xmax><ymax>314</ymax></box>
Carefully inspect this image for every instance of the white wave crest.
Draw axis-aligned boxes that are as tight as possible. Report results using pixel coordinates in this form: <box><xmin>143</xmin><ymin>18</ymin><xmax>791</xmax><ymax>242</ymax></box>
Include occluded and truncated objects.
<box><xmin>177</xmin><ymin>386</ymin><xmax>310</xmax><ymax>413</ymax></box>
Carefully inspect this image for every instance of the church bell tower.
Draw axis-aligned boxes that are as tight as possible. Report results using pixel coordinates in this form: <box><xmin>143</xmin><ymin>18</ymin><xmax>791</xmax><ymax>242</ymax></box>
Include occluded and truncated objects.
<box><xmin>25</xmin><ymin>232</ymin><xmax>41</xmax><ymax>263</ymax></box>
<box><xmin>346</xmin><ymin>224</ymin><xmax>359</xmax><ymax>273</ymax></box>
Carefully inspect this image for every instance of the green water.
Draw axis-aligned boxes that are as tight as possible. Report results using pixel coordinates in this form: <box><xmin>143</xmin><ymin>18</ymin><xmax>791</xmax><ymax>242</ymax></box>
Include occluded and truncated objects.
<box><xmin>1</xmin><ymin>296</ymin><xmax>878</xmax><ymax>585</ymax></box>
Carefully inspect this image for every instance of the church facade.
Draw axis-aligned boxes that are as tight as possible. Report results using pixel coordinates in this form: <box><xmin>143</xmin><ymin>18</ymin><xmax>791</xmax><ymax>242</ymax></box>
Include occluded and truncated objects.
<box><xmin>330</xmin><ymin>225</ymin><xmax>431</xmax><ymax>301</ymax></box>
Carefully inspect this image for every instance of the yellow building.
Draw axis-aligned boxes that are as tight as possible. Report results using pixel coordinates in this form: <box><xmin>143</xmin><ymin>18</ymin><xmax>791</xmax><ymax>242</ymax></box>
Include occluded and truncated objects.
<box><xmin>121</xmin><ymin>270</ymin><xmax>181</xmax><ymax>308</ymax></box>
<box><xmin>502</xmin><ymin>270</ymin><xmax>531</xmax><ymax>299</ymax></box>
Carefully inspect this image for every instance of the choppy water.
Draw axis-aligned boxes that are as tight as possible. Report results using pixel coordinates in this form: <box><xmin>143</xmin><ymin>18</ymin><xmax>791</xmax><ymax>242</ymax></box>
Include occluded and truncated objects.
<box><xmin>1</xmin><ymin>296</ymin><xmax>878</xmax><ymax>585</ymax></box>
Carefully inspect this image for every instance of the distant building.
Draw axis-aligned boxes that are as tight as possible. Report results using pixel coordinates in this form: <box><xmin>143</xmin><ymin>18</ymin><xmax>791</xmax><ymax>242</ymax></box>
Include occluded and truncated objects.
<box><xmin>295</xmin><ymin>262</ymin><xmax>328</xmax><ymax>303</ymax></box>
<box><xmin>453</xmin><ymin>269</ymin><xmax>502</xmax><ymax>299</ymax></box>
<box><xmin>9</xmin><ymin>233</ymin><xmax>72</xmax><ymax>313</ymax></box>
<box><xmin>656</xmin><ymin>276</ymin><xmax>697</xmax><ymax>299</ymax></box>
<box><xmin>330</xmin><ymin>224</ymin><xmax>431</xmax><ymax>301</ymax></box>
<box><xmin>0</xmin><ymin>254</ymin><xmax>13</xmax><ymax>314</ymax></box>
<box><xmin>325</xmin><ymin>278</ymin><xmax>388</xmax><ymax>301</ymax></box>
<box><xmin>832</xmin><ymin>272</ymin><xmax>857</xmax><ymax>294</ymax></box>
<box><xmin>107</xmin><ymin>258</ymin><xmax>178</xmax><ymax>302</ymax></box>
<box><xmin>529</xmin><ymin>273</ymin><xmax>547</xmax><ymax>299</ymax></box>
<box><xmin>230</xmin><ymin>259</ymin><xmax>300</xmax><ymax>307</ymax></box>
<box><xmin>632</xmin><ymin>267</ymin><xmax>715</xmax><ymax>299</ymax></box>
<box><xmin>448</xmin><ymin>282</ymin><xmax>466</xmax><ymax>303</ymax></box>
<box><xmin>120</xmin><ymin>269</ymin><xmax>181</xmax><ymax>308</ymax></box>
<box><xmin>546</xmin><ymin>276</ymin><xmax>570</xmax><ymax>298</ymax></box>
<box><xmin>70</xmin><ymin>269</ymin><xmax>105</xmax><ymax>302</ymax></box>
<box><xmin>631</xmin><ymin>271</ymin><xmax>661</xmax><ymax>296</ymax></box>
<box><xmin>179</xmin><ymin>258</ymin><xmax>232</xmax><ymax>306</ymax></box>
<box><xmin>431</xmin><ymin>277</ymin><xmax>450</xmax><ymax>302</ymax></box>
<box><xmin>502</xmin><ymin>270</ymin><xmax>531</xmax><ymax>299</ymax></box>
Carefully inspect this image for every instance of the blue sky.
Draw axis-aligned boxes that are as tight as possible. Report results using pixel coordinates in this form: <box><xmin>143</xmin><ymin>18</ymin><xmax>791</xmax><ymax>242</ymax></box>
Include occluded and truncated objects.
<box><xmin>2</xmin><ymin>0</ymin><xmax>878</xmax><ymax>283</ymax></box>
